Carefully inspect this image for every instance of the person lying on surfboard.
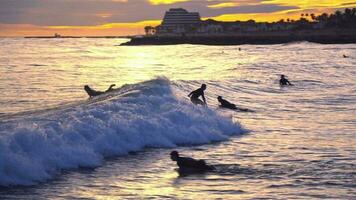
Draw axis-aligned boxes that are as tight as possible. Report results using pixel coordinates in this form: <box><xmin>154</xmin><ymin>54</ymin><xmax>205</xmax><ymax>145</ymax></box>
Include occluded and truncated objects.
<box><xmin>188</xmin><ymin>84</ymin><xmax>207</xmax><ymax>106</ymax></box>
<box><xmin>217</xmin><ymin>96</ymin><xmax>250</xmax><ymax>112</ymax></box>
<box><xmin>170</xmin><ymin>151</ymin><xmax>214</xmax><ymax>173</ymax></box>
<box><xmin>84</xmin><ymin>84</ymin><xmax>115</xmax><ymax>98</ymax></box>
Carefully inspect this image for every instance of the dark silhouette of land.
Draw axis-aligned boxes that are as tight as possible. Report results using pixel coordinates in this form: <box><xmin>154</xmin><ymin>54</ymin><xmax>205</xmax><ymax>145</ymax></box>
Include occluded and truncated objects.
<box><xmin>122</xmin><ymin>8</ymin><xmax>356</xmax><ymax>45</ymax></box>
<box><xmin>25</xmin><ymin>36</ymin><xmax>133</xmax><ymax>39</ymax></box>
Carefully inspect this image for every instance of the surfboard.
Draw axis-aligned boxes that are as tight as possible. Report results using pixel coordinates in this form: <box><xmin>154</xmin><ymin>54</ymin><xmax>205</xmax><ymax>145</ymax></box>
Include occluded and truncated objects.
<box><xmin>218</xmin><ymin>105</ymin><xmax>254</xmax><ymax>112</ymax></box>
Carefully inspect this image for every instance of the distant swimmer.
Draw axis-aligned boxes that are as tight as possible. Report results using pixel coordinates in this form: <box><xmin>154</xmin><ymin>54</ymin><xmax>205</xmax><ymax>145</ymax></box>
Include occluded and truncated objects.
<box><xmin>84</xmin><ymin>84</ymin><xmax>115</xmax><ymax>97</ymax></box>
<box><xmin>279</xmin><ymin>75</ymin><xmax>293</xmax><ymax>86</ymax></box>
<box><xmin>343</xmin><ymin>54</ymin><xmax>348</xmax><ymax>58</ymax></box>
<box><xmin>188</xmin><ymin>84</ymin><xmax>207</xmax><ymax>106</ymax></box>
<box><xmin>217</xmin><ymin>96</ymin><xmax>251</xmax><ymax>112</ymax></box>
<box><xmin>170</xmin><ymin>151</ymin><xmax>214</xmax><ymax>173</ymax></box>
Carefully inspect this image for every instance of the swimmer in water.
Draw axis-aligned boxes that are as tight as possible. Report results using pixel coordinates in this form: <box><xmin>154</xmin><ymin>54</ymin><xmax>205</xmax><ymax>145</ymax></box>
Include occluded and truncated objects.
<box><xmin>84</xmin><ymin>84</ymin><xmax>115</xmax><ymax>98</ymax></box>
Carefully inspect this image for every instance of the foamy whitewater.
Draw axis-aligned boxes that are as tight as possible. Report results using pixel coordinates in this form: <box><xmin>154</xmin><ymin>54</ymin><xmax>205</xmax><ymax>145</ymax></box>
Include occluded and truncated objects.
<box><xmin>0</xmin><ymin>78</ymin><xmax>243</xmax><ymax>186</ymax></box>
<box><xmin>0</xmin><ymin>38</ymin><xmax>355</xmax><ymax>199</ymax></box>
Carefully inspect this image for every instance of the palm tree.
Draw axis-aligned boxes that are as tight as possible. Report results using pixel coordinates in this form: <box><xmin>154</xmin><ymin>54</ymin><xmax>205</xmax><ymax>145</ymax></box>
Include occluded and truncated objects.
<box><xmin>317</xmin><ymin>13</ymin><xmax>329</xmax><ymax>22</ymax></box>
<box><xmin>344</xmin><ymin>8</ymin><xmax>352</xmax><ymax>17</ymax></box>
<box><xmin>352</xmin><ymin>8</ymin><xmax>356</xmax><ymax>16</ymax></box>
<box><xmin>310</xmin><ymin>13</ymin><xmax>316</xmax><ymax>21</ymax></box>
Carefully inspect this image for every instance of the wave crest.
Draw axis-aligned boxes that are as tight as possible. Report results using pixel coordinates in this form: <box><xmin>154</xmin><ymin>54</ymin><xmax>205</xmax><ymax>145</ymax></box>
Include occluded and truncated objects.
<box><xmin>0</xmin><ymin>78</ymin><xmax>244</xmax><ymax>186</ymax></box>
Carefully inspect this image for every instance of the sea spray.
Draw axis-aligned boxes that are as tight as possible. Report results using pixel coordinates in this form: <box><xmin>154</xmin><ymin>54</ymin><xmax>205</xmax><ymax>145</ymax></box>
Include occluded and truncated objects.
<box><xmin>0</xmin><ymin>78</ymin><xmax>245</xmax><ymax>186</ymax></box>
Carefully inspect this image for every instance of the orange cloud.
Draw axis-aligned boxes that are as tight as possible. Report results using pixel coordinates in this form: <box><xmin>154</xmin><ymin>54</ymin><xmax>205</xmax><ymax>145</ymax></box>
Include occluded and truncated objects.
<box><xmin>148</xmin><ymin>0</ymin><xmax>191</xmax><ymax>5</ymax></box>
<box><xmin>261</xmin><ymin>0</ymin><xmax>356</xmax><ymax>8</ymax></box>
<box><xmin>208</xmin><ymin>2</ymin><xmax>239</xmax><ymax>8</ymax></box>
<box><xmin>207</xmin><ymin>7</ymin><xmax>336</xmax><ymax>22</ymax></box>
<box><xmin>1</xmin><ymin>0</ymin><xmax>354</xmax><ymax>37</ymax></box>
<box><xmin>207</xmin><ymin>0</ymin><xmax>260</xmax><ymax>8</ymax></box>
<box><xmin>0</xmin><ymin>20</ymin><xmax>161</xmax><ymax>37</ymax></box>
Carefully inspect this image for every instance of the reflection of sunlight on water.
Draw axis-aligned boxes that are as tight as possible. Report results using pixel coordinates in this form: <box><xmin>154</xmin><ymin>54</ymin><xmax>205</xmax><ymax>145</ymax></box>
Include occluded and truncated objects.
<box><xmin>1</xmin><ymin>39</ymin><xmax>260</xmax><ymax>113</ymax></box>
<box><xmin>0</xmin><ymin>39</ymin><xmax>355</xmax><ymax>199</ymax></box>
<box><xmin>139</xmin><ymin>172</ymin><xmax>177</xmax><ymax>198</ymax></box>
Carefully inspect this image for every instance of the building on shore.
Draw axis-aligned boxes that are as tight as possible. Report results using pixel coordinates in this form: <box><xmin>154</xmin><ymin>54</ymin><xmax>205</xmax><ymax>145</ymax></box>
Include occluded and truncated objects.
<box><xmin>145</xmin><ymin>8</ymin><xmax>334</xmax><ymax>37</ymax></box>
<box><xmin>155</xmin><ymin>8</ymin><xmax>201</xmax><ymax>36</ymax></box>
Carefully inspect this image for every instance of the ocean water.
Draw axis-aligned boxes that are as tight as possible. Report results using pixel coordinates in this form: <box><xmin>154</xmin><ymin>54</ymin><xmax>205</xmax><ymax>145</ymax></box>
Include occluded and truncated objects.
<box><xmin>0</xmin><ymin>38</ymin><xmax>355</xmax><ymax>199</ymax></box>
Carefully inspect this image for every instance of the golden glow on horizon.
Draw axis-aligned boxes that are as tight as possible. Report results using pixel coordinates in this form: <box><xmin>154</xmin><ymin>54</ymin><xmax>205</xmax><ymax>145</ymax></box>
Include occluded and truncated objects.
<box><xmin>0</xmin><ymin>20</ymin><xmax>161</xmax><ymax>37</ymax></box>
<box><xmin>207</xmin><ymin>0</ymin><xmax>260</xmax><ymax>8</ymax></box>
<box><xmin>206</xmin><ymin>9</ymin><xmax>317</xmax><ymax>22</ymax></box>
<box><xmin>0</xmin><ymin>0</ymin><xmax>354</xmax><ymax>36</ymax></box>
<box><xmin>207</xmin><ymin>0</ymin><xmax>356</xmax><ymax>9</ymax></box>
<box><xmin>208</xmin><ymin>2</ymin><xmax>239</xmax><ymax>8</ymax></box>
<box><xmin>261</xmin><ymin>0</ymin><xmax>356</xmax><ymax>8</ymax></box>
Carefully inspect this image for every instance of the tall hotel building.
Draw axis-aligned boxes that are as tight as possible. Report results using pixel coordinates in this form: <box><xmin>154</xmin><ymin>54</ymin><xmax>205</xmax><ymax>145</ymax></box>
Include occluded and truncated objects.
<box><xmin>156</xmin><ymin>8</ymin><xmax>201</xmax><ymax>35</ymax></box>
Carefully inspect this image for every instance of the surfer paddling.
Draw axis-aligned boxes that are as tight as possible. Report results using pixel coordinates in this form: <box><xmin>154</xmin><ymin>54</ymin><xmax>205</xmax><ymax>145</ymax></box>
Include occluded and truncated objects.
<box><xmin>170</xmin><ymin>151</ymin><xmax>214</xmax><ymax>173</ymax></box>
<box><xmin>84</xmin><ymin>84</ymin><xmax>116</xmax><ymax>98</ymax></box>
<box><xmin>188</xmin><ymin>84</ymin><xmax>207</xmax><ymax>106</ymax></box>
<box><xmin>217</xmin><ymin>96</ymin><xmax>251</xmax><ymax>112</ymax></box>
<box><xmin>279</xmin><ymin>75</ymin><xmax>293</xmax><ymax>86</ymax></box>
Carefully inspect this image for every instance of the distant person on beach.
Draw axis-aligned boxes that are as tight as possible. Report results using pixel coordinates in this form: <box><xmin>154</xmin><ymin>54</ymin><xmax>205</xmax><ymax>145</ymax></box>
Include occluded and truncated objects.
<box><xmin>188</xmin><ymin>84</ymin><xmax>207</xmax><ymax>106</ymax></box>
<box><xmin>84</xmin><ymin>84</ymin><xmax>116</xmax><ymax>98</ymax></box>
<box><xmin>279</xmin><ymin>75</ymin><xmax>293</xmax><ymax>86</ymax></box>
<box><xmin>217</xmin><ymin>96</ymin><xmax>250</xmax><ymax>112</ymax></box>
<box><xmin>170</xmin><ymin>151</ymin><xmax>214</xmax><ymax>172</ymax></box>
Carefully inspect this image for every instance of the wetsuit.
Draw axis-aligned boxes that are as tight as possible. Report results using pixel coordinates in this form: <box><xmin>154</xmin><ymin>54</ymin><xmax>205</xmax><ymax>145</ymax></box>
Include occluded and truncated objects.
<box><xmin>85</xmin><ymin>86</ymin><xmax>104</xmax><ymax>97</ymax></box>
<box><xmin>176</xmin><ymin>156</ymin><xmax>214</xmax><ymax>171</ymax></box>
<box><xmin>280</xmin><ymin>78</ymin><xmax>292</xmax><ymax>86</ymax></box>
<box><xmin>84</xmin><ymin>84</ymin><xmax>115</xmax><ymax>98</ymax></box>
<box><xmin>188</xmin><ymin>88</ymin><xmax>206</xmax><ymax>105</ymax></box>
<box><xmin>219</xmin><ymin>98</ymin><xmax>237</xmax><ymax>110</ymax></box>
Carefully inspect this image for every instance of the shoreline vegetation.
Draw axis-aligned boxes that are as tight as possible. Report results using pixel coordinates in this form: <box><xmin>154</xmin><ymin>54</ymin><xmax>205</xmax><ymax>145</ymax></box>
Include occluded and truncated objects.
<box><xmin>120</xmin><ymin>30</ymin><xmax>356</xmax><ymax>45</ymax></box>
<box><xmin>23</xmin><ymin>8</ymin><xmax>356</xmax><ymax>45</ymax></box>
<box><xmin>123</xmin><ymin>8</ymin><xmax>356</xmax><ymax>45</ymax></box>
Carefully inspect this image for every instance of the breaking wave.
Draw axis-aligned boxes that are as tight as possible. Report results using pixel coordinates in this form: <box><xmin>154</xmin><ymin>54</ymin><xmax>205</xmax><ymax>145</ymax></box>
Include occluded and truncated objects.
<box><xmin>0</xmin><ymin>78</ymin><xmax>244</xmax><ymax>186</ymax></box>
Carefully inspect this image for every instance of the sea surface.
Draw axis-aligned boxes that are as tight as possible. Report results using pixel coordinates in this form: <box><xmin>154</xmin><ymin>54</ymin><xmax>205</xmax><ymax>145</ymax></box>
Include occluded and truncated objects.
<box><xmin>0</xmin><ymin>38</ymin><xmax>355</xmax><ymax>199</ymax></box>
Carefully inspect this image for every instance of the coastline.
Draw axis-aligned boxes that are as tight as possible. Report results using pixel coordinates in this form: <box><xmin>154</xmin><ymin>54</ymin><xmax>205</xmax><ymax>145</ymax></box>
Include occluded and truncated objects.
<box><xmin>121</xmin><ymin>30</ymin><xmax>356</xmax><ymax>45</ymax></box>
<box><xmin>23</xmin><ymin>36</ymin><xmax>132</xmax><ymax>39</ymax></box>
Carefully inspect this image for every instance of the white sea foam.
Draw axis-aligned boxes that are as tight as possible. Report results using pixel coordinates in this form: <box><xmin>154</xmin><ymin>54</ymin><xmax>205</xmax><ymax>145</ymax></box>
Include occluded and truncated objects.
<box><xmin>0</xmin><ymin>78</ymin><xmax>244</xmax><ymax>186</ymax></box>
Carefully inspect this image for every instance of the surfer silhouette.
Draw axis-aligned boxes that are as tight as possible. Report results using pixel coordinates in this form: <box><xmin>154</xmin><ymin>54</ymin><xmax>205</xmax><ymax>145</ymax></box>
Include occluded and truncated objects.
<box><xmin>188</xmin><ymin>84</ymin><xmax>207</xmax><ymax>106</ymax></box>
<box><xmin>170</xmin><ymin>151</ymin><xmax>214</xmax><ymax>173</ymax></box>
<box><xmin>217</xmin><ymin>96</ymin><xmax>250</xmax><ymax>112</ymax></box>
<box><xmin>84</xmin><ymin>84</ymin><xmax>115</xmax><ymax>97</ymax></box>
<box><xmin>279</xmin><ymin>75</ymin><xmax>293</xmax><ymax>86</ymax></box>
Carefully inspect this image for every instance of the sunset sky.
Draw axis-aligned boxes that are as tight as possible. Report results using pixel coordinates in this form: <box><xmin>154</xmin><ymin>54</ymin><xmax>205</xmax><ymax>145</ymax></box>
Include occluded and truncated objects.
<box><xmin>0</xmin><ymin>0</ymin><xmax>355</xmax><ymax>36</ymax></box>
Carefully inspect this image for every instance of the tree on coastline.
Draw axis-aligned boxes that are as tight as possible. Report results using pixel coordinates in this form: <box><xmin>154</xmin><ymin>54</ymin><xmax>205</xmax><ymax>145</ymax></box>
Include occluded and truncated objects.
<box><xmin>147</xmin><ymin>8</ymin><xmax>356</xmax><ymax>36</ymax></box>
